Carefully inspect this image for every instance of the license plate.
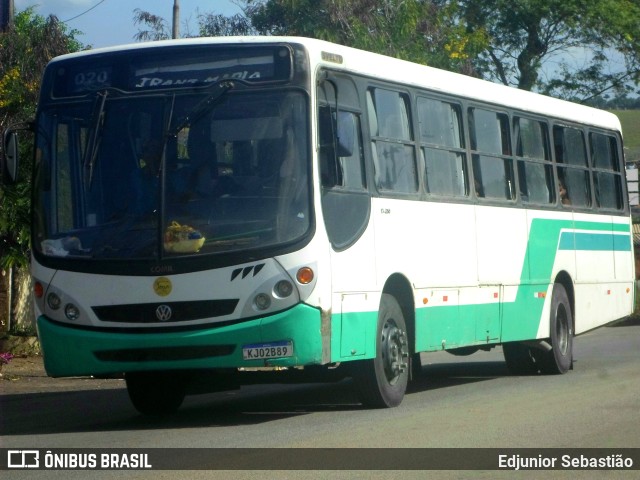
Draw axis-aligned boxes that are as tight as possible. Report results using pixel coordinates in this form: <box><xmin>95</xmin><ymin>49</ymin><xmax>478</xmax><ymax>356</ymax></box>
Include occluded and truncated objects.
<box><xmin>242</xmin><ymin>341</ymin><xmax>293</xmax><ymax>360</ymax></box>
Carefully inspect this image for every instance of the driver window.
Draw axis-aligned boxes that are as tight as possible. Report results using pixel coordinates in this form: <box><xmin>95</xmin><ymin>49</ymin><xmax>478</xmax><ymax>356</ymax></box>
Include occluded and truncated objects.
<box><xmin>318</xmin><ymin>106</ymin><xmax>366</xmax><ymax>190</ymax></box>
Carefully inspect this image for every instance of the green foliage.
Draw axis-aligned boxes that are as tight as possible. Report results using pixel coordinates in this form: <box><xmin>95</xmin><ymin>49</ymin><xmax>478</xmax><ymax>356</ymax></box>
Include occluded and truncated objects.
<box><xmin>0</xmin><ymin>8</ymin><xmax>84</xmax><ymax>270</ymax></box>
<box><xmin>239</xmin><ymin>0</ymin><xmax>487</xmax><ymax>73</ymax></box>
<box><xmin>0</xmin><ymin>8</ymin><xmax>83</xmax><ymax>124</ymax></box>
<box><xmin>197</xmin><ymin>12</ymin><xmax>255</xmax><ymax>37</ymax></box>
<box><xmin>459</xmin><ymin>0</ymin><xmax>640</xmax><ymax>100</ymax></box>
<box><xmin>0</xmin><ymin>178</ymin><xmax>30</xmax><ymax>269</ymax></box>
<box><xmin>136</xmin><ymin>0</ymin><xmax>639</xmax><ymax>101</ymax></box>
<box><xmin>612</xmin><ymin>109</ymin><xmax>640</xmax><ymax>163</ymax></box>
<box><xmin>9</xmin><ymin>321</ymin><xmax>37</xmax><ymax>337</ymax></box>
<box><xmin>133</xmin><ymin>8</ymin><xmax>171</xmax><ymax>41</ymax></box>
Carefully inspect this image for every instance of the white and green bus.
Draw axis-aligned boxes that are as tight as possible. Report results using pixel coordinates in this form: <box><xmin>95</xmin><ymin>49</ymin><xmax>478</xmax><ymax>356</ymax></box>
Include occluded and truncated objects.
<box><xmin>2</xmin><ymin>37</ymin><xmax>634</xmax><ymax>414</ymax></box>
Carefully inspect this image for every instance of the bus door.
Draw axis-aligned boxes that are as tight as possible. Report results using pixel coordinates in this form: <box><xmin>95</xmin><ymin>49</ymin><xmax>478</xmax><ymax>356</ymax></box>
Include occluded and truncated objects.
<box><xmin>317</xmin><ymin>72</ymin><xmax>376</xmax><ymax>361</ymax></box>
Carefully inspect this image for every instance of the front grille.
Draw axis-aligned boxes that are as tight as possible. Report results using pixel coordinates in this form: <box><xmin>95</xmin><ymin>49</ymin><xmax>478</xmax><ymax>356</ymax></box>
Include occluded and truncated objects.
<box><xmin>94</xmin><ymin>345</ymin><xmax>236</xmax><ymax>362</ymax></box>
<box><xmin>92</xmin><ymin>299</ymin><xmax>239</xmax><ymax>323</ymax></box>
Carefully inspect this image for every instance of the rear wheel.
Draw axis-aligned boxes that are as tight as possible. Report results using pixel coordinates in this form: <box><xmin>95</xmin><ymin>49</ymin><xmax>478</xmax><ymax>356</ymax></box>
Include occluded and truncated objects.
<box><xmin>503</xmin><ymin>342</ymin><xmax>540</xmax><ymax>375</ymax></box>
<box><xmin>352</xmin><ymin>294</ymin><xmax>410</xmax><ymax>408</ymax></box>
<box><xmin>540</xmin><ymin>283</ymin><xmax>573</xmax><ymax>374</ymax></box>
<box><xmin>502</xmin><ymin>283</ymin><xmax>573</xmax><ymax>375</ymax></box>
<box><xmin>126</xmin><ymin>371</ymin><xmax>186</xmax><ymax>416</ymax></box>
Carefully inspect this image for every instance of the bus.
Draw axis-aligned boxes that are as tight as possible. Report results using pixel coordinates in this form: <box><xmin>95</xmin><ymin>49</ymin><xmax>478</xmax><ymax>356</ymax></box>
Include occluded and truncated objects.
<box><xmin>2</xmin><ymin>37</ymin><xmax>634</xmax><ymax>414</ymax></box>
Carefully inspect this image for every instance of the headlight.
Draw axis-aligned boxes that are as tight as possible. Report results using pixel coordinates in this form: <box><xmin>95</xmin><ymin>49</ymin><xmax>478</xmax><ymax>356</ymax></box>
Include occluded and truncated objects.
<box><xmin>254</xmin><ymin>293</ymin><xmax>271</xmax><ymax>311</ymax></box>
<box><xmin>274</xmin><ymin>280</ymin><xmax>294</xmax><ymax>298</ymax></box>
<box><xmin>65</xmin><ymin>303</ymin><xmax>81</xmax><ymax>321</ymax></box>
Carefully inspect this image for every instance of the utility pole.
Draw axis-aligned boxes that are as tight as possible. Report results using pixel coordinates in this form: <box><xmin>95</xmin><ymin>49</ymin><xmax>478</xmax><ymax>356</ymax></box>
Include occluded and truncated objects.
<box><xmin>172</xmin><ymin>0</ymin><xmax>179</xmax><ymax>39</ymax></box>
<box><xmin>0</xmin><ymin>0</ymin><xmax>14</xmax><ymax>32</ymax></box>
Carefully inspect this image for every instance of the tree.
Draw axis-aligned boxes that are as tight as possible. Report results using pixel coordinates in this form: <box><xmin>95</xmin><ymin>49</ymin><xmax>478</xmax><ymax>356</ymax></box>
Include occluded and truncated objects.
<box><xmin>197</xmin><ymin>12</ymin><xmax>254</xmax><ymax>37</ymax></box>
<box><xmin>0</xmin><ymin>8</ymin><xmax>84</xmax><ymax>330</ymax></box>
<box><xmin>235</xmin><ymin>0</ymin><xmax>486</xmax><ymax>74</ymax></box>
<box><xmin>134</xmin><ymin>0</ymin><xmax>640</xmax><ymax>102</ymax></box>
<box><xmin>459</xmin><ymin>0</ymin><xmax>640</xmax><ymax>100</ymax></box>
<box><xmin>133</xmin><ymin>8</ymin><xmax>172</xmax><ymax>42</ymax></box>
<box><xmin>132</xmin><ymin>1</ymin><xmax>484</xmax><ymax>74</ymax></box>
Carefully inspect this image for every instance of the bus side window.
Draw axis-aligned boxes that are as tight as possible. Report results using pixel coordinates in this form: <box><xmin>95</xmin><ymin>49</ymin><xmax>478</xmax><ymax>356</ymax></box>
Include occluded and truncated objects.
<box><xmin>590</xmin><ymin>132</ymin><xmax>623</xmax><ymax>210</ymax></box>
<box><xmin>553</xmin><ymin>125</ymin><xmax>591</xmax><ymax>207</ymax></box>
<box><xmin>469</xmin><ymin>107</ymin><xmax>514</xmax><ymax>200</ymax></box>
<box><xmin>337</xmin><ymin>112</ymin><xmax>366</xmax><ymax>190</ymax></box>
<box><xmin>514</xmin><ymin>117</ymin><xmax>554</xmax><ymax>205</ymax></box>
<box><xmin>417</xmin><ymin>97</ymin><xmax>467</xmax><ymax>197</ymax></box>
<box><xmin>367</xmin><ymin>88</ymin><xmax>418</xmax><ymax>194</ymax></box>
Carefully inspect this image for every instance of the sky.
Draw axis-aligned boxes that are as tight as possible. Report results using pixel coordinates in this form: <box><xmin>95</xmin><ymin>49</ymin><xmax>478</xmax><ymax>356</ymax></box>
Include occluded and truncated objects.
<box><xmin>14</xmin><ymin>0</ymin><xmax>243</xmax><ymax>48</ymax></box>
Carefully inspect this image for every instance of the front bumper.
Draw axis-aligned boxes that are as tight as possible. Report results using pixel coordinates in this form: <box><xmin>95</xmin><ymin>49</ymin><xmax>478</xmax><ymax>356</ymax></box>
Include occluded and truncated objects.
<box><xmin>37</xmin><ymin>303</ymin><xmax>324</xmax><ymax>377</ymax></box>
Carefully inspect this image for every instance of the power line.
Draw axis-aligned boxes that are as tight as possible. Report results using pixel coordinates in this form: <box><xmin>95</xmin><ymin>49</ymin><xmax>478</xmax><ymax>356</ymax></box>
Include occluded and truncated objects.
<box><xmin>62</xmin><ymin>0</ymin><xmax>107</xmax><ymax>23</ymax></box>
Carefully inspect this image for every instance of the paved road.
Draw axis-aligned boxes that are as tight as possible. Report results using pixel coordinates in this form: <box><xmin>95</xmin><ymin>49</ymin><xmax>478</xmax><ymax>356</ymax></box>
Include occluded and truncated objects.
<box><xmin>1</xmin><ymin>319</ymin><xmax>639</xmax><ymax>479</ymax></box>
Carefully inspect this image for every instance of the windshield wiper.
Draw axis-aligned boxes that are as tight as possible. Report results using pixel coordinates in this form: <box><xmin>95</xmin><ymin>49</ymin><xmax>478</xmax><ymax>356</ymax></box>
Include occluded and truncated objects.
<box><xmin>83</xmin><ymin>89</ymin><xmax>109</xmax><ymax>191</ymax></box>
<box><xmin>166</xmin><ymin>80</ymin><xmax>235</xmax><ymax>138</ymax></box>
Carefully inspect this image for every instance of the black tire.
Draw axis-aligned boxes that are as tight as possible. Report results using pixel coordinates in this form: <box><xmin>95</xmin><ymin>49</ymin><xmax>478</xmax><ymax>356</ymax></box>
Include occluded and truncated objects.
<box><xmin>411</xmin><ymin>352</ymin><xmax>423</xmax><ymax>379</ymax></box>
<box><xmin>352</xmin><ymin>294</ymin><xmax>410</xmax><ymax>408</ymax></box>
<box><xmin>503</xmin><ymin>342</ymin><xmax>541</xmax><ymax>375</ymax></box>
<box><xmin>540</xmin><ymin>283</ymin><xmax>573</xmax><ymax>374</ymax></box>
<box><xmin>126</xmin><ymin>371</ymin><xmax>186</xmax><ymax>416</ymax></box>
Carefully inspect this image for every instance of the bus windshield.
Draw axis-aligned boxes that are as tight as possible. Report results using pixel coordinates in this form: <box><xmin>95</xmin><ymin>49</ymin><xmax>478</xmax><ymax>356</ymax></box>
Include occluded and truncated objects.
<box><xmin>32</xmin><ymin>87</ymin><xmax>310</xmax><ymax>261</ymax></box>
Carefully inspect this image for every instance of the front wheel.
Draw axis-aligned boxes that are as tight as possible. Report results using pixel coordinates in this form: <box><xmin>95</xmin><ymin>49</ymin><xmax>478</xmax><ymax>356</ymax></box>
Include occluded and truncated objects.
<box><xmin>352</xmin><ymin>294</ymin><xmax>410</xmax><ymax>408</ymax></box>
<box><xmin>125</xmin><ymin>371</ymin><xmax>186</xmax><ymax>416</ymax></box>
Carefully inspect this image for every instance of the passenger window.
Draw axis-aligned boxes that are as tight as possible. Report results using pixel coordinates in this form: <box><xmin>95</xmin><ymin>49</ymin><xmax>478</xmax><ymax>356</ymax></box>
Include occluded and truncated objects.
<box><xmin>417</xmin><ymin>97</ymin><xmax>467</xmax><ymax>197</ymax></box>
<box><xmin>469</xmin><ymin>108</ymin><xmax>514</xmax><ymax>200</ymax></box>
<box><xmin>554</xmin><ymin>125</ymin><xmax>591</xmax><ymax>207</ymax></box>
<box><xmin>514</xmin><ymin>117</ymin><xmax>554</xmax><ymax>204</ymax></box>
<box><xmin>590</xmin><ymin>132</ymin><xmax>623</xmax><ymax>210</ymax></box>
<box><xmin>591</xmin><ymin>132</ymin><xmax>618</xmax><ymax>171</ymax></box>
<box><xmin>367</xmin><ymin>88</ymin><xmax>418</xmax><ymax>193</ymax></box>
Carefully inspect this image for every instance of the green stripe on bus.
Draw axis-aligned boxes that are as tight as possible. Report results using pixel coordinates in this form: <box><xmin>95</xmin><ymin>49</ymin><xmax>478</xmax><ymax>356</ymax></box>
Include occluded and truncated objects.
<box><xmin>413</xmin><ymin>218</ymin><xmax>631</xmax><ymax>351</ymax></box>
<box><xmin>559</xmin><ymin>232</ymin><xmax>632</xmax><ymax>251</ymax></box>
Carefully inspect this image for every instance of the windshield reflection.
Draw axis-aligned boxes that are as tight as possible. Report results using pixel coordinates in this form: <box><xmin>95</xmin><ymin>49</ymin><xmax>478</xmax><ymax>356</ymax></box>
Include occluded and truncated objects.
<box><xmin>33</xmin><ymin>89</ymin><xmax>310</xmax><ymax>261</ymax></box>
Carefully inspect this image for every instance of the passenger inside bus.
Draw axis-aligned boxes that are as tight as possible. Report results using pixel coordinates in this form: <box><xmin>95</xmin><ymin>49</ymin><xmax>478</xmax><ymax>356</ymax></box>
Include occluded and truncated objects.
<box><xmin>559</xmin><ymin>180</ymin><xmax>571</xmax><ymax>205</ymax></box>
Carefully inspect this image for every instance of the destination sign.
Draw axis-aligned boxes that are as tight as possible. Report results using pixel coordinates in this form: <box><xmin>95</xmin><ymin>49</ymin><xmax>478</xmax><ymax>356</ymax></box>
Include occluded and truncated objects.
<box><xmin>132</xmin><ymin>56</ymin><xmax>275</xmax><ymax>89</ymax></box>
<box><xmin>51</xmin><ymin>45</ymin><xmax>292</xmax><ymax>97</ymax></box>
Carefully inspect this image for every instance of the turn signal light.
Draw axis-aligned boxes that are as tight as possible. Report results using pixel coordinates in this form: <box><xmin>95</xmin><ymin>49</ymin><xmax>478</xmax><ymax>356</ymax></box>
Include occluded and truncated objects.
<box><xmin>34</xmin><ymin>282</ymin><xmax>44</xmax><ymax>298</ymax></box>
<box><xmin>296</xmin><ymin>267</ymin><xmax>314</xmax><ymax>285</ymax></box>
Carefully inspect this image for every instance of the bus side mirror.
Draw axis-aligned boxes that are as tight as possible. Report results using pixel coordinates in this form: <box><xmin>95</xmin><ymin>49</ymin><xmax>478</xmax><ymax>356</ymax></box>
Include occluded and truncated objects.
<box><xmin>2</xmin><ymin>130</ymin><xmax>20</xmax><ymax>185</ymax></box>
<box><xmin>336</xmin><ymin>111</ymin><xmax>355</xmax><ymax>158</ymax></box>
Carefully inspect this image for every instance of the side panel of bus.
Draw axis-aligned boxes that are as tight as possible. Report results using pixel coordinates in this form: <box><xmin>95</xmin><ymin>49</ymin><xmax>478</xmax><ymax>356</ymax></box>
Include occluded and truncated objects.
<box><xmin>318</xmin><ymin>67</ymin><xmax>634</xmax><ymax>364</ymax></box>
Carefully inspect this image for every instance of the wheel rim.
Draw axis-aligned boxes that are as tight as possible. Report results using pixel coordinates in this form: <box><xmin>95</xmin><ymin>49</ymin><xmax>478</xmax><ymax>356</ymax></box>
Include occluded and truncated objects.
<box><xmin>555</xmin><ymin>303</ymin><xmax>569</xmax><ymax>356</ymax></box>
<box><xmin>380</xmin><ymin>319</ymin><xmax>409</xmax><ymax>385</ymax></box>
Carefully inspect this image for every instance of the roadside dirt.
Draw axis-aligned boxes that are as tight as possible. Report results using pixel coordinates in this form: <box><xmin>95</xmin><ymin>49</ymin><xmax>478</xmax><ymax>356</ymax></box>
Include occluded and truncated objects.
<box><xmin>0</xmin><ymin>355</ymin><xmax>125</xmax><ymax>394</ymax></box>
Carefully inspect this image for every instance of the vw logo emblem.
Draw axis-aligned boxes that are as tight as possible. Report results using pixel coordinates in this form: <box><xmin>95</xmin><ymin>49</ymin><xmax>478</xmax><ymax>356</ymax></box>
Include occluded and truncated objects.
<box><xmin>155</xmin><ymin>304</ymin><xmax>172</xmax><ymax>321</ymax></box>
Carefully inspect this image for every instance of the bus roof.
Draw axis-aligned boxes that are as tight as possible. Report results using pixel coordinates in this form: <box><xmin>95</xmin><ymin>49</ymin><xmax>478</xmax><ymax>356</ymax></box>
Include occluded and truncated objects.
<box><xmin>52</xmin><ymin>36</ymin><xmax>621</xmax><ymax>133</ymax></box>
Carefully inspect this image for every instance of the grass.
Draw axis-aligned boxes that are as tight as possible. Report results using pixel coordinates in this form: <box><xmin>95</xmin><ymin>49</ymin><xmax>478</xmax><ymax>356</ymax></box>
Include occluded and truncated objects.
<box><xmin>611</xmin><ymin>110</ymin><xmax>640</xmax><ymax>162</ymax></box>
